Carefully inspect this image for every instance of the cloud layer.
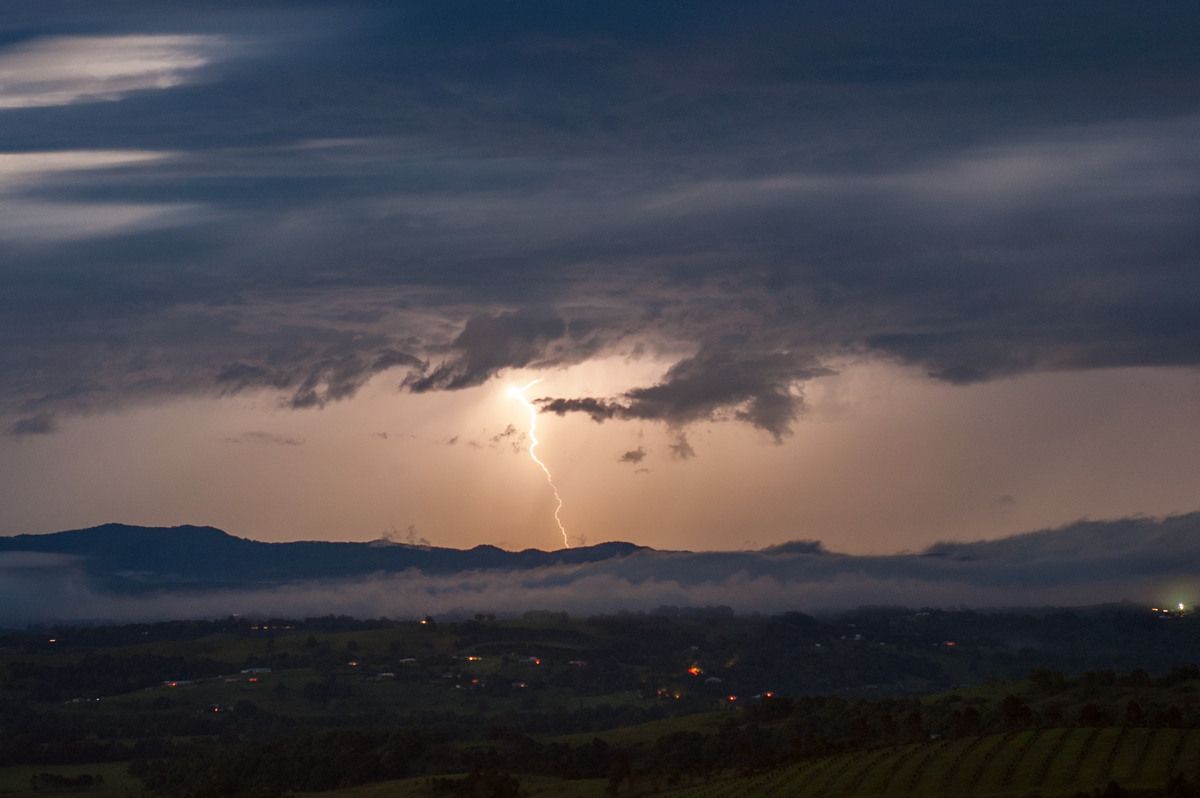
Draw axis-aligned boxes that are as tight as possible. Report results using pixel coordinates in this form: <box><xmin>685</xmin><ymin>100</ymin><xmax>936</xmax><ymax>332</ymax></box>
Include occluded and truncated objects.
<box><xmin>1</xmin><ymin>2</ymin><xmax>1198</xmax><ymax>554</ymax></box>
<box><xmin>0</xmin><ymin>35</ymin><xmax>228</xmax><ymax>109</ymax></box>
<box><xmin>0</xmin><ymin>2</ymin><xmax>1197</xmax><ymax>440</ymax></box>
<box><xmin>1</xmin><ymin>515</ymin><xmax>1196</xmax><ymax>624</ymax></box>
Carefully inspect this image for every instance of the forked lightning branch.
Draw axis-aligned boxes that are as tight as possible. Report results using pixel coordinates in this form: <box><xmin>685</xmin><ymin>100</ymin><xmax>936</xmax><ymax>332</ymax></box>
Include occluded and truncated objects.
<box><xmin>509</xmin><ymin>379</ymin><xmax>570</xmax><ymax>549</ymax></box>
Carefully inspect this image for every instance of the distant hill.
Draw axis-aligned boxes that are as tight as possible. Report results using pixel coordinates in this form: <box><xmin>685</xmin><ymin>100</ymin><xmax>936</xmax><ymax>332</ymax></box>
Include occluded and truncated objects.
<box><xmin>1</xmin><ymin>514</ymin><xmax>1198</xmax><ymax>622</ymax></box>
<box><xmin>0</xmin><ymin>523</ymin><xmax>650</xmax><ymax>594</ymax></box>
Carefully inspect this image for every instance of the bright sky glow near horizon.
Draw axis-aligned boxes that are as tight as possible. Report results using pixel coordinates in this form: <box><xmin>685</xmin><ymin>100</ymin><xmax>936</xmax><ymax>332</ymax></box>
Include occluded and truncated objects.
<box><xmin>2</xmin><ymin>1</ymin><xmax>1200</xmax><ymax>556</ymax></box>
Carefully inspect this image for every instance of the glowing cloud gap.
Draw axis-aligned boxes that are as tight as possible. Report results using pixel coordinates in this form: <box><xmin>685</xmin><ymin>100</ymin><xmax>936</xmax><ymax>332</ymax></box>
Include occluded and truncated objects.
<box><xmin>509</xmin><ymin>379</ymin><xmax>570</xmax><ymax>549</ymax></box>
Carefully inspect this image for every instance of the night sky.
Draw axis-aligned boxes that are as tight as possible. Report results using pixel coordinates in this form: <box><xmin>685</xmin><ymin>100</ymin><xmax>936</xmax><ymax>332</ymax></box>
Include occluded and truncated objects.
<box><xmin>3</xmin><ymin>1</ymin><xmax>1200</xmax><ymax>554</ymax></box>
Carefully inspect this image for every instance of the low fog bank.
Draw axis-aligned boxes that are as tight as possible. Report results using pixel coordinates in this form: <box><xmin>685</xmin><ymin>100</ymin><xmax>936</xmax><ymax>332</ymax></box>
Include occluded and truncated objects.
<box><xmin>1</xmin><ymin>515</ymin><xmax>1197</xmax><ymax>624</ymax></box>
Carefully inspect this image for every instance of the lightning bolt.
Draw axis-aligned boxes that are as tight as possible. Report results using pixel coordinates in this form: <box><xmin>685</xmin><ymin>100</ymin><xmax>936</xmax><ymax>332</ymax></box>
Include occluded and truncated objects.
<box><xmin>509</xmin><ymin>379</ymin><xmax>570</xmax><ymax>549</ymax></box>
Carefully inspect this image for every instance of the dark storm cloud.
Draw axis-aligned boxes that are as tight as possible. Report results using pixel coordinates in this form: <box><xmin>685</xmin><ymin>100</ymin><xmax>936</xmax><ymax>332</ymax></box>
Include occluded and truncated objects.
<box><xmin>0</xmin><ymin>298</ymin><xmax>424</xmax><ymax>421</ymax></box>
<box><xmin>9</xmin><ymin>413</ymin><xmax>57</xmax><ymax>436</ymax></box>
<box><xmin>540</xmin><ymin>347</ymin><xmax>829</xmax><ymax>440</ymax></box>
<box><xmin>218</xmin><ymin>345</ymin><xmax>423</xmax><ymax>410</ymax></box>
<box><xmin>1</xmin><ymin>1</ymin><xmax>1199</xmax><ymax>437</ymax></box>
<box><xmin>667</xmin><ymin>432</ymin><xmax>696</xmax><ymax>461</ymax></box>
<box><xmin>406</xmin><ymin>310</ymin><xmax>571</xmax><ymax>392</ymax></box>
<box><xmin>487</xmin><ymin>424</ymin><xmax>526</xmax><ymax>453</ymax></box>
<box><xmin>490</xmin><ymin>426</ymin><xmax>518</xmax><ymax>443</ymax></box>
<box><xmin>618</xmin><ymin>447</ymin><xmax>645</xmax><ymax>464</ymax></box>
<box><xmin>539</xmin><ymin>398</ymin><xmax>619</xmax><ymax>423</ymax></box>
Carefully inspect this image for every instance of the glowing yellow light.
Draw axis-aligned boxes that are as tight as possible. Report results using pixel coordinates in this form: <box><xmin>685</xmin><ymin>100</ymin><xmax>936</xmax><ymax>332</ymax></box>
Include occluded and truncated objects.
<box><xmin>509</xmin><ymin>379</ymin><xmax>570</xmax><ymax>548</ymax></box>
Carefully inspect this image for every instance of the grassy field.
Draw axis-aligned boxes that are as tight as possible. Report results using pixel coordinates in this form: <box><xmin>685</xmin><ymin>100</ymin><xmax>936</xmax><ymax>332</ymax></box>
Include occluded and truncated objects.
<box><xmin>0</xmin><ymin>762</ymin><xmax>138</xmax><ymax>798</ymax></box>
<box><xmin>649</xmin><ymin>727</ymin><xmax>1200</xmax><ymax>797</ymax></box>
<box><xmin>69</xmin><ymin>657</ymin><xmax>662</xmax><ymax>730</ymax></box>
<box><xmin>301</xmin><ymin>773</ymin><xmax>613</xmax><ymax>798</ymax></box>
<box><xmin>282</xmin><ymin>726</ymin><xmax>1200</xmax><ymax>798</ymax></box>
<box><xmin>545</xmin><ymin>710</ymin><xmax>730</xmax><ymax>748</ymax></box>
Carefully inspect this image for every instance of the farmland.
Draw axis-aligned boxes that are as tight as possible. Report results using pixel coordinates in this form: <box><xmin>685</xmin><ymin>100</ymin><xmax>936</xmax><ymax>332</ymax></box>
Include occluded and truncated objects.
<box><xmin>1</xmin><ymin>606</ymin><xmax>1199</xmax><ymax>796</ymax></box>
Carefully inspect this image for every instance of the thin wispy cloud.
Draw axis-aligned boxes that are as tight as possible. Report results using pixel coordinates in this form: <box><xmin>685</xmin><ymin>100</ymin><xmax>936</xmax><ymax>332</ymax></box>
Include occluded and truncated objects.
<box><xmin>0</xmin><ymin>149</ymin><xmax>192</xmax><ymax>240</ymax></box>
<box><xmin>225</xmin><ymin>431</ymin><xmax>305</xmax><ymax>447</ymax></box>
<box><xmin>0</xmin><ymin>35</ymin><xmax>232</xmax><ymax>109</ymax></box>
<box><xmin>0</xmin><ymin>150</ymin><xmax>171</xmax><ymax>182</ymax></box>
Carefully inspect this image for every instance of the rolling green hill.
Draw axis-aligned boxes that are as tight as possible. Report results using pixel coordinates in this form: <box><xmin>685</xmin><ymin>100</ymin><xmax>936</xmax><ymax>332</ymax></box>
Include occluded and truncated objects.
<box><xmin>650</xmin><ymin>727</ymin><xmax>1200</xmax><ymax>798</ymax></box>
<box><xmin>250</xmin><ymin>728</ymin><xmax>1200</xmax><ymax>797</ymax></box>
